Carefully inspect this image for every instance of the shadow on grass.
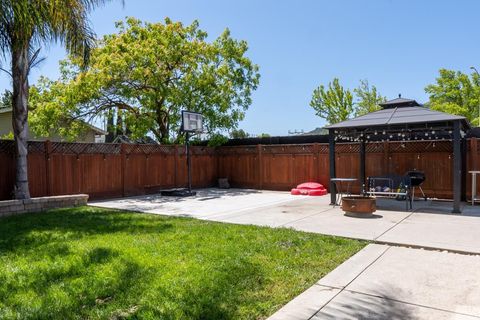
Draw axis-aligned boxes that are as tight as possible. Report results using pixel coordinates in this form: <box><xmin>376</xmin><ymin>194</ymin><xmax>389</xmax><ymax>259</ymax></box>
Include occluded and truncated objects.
<box><xmin>2</xmin><ymin>247</ymin><xmax>268</xmax><ymax>319</ymax></box>
<box><xmin>27</xmin><ymin>247</ymin><xmax>120</xmax><ymax>294</ymax></box>
<box><xmin>0</xmin><ymin>244</ymin><xmax>151</xmax><ymax>319</ymax></box>
<box><xmin>41</xmin><ymin>259</ymin><xmax>150</xmax><ymax>319</ymax></box>
<box><xmin>0</xmin><ymin>207</ymin><xmax>174</xmax><ymax>254</ymax></box>
<box><xmin>144</xmin><ymin>257</ymin><xmax>266</xmax><ymax>319</ymax></box>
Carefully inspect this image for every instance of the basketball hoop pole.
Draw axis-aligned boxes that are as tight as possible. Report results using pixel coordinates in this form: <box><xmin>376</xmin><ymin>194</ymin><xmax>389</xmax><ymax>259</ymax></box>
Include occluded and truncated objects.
<box><xmin>186</xmin><ymin>132</ymin><xmax>192</xmax><ymax>193</ymax></box>
<box><xmin>160</xmin><ymin>110</ymin><xmax>201</xmax><ymax>197</ymax></box>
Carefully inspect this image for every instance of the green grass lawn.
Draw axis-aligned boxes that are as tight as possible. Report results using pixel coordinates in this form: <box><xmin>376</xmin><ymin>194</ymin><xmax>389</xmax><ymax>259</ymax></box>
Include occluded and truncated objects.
<box><xmin>0</xmin><ymin>206</ymin><xmax>365</xmax><ymax>320</ymax></box>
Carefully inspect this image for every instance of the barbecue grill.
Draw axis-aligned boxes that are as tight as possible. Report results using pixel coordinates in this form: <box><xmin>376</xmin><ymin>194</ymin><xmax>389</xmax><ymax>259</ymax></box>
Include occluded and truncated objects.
<box><xmin>407</xmin><ymin>170</ymin><xmax>427</xmax><ymax>200</ymax></box>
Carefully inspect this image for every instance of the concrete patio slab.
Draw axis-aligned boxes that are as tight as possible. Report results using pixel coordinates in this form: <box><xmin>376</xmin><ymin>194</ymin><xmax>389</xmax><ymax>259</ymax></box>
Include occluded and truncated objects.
<box><xmin>91</xmin><ymin>190</ymin><xmax>480</xmax><ymax>254</ymax></box>
<box><xmin>282</xmin><ymin>207</ymin><xmax>411</xmax><ymax>241</ymax></box>
<box><xmin>90</xmin><ymin>188</ymin><xmax>297</xmax><ymax>219</ymax></box>
<box><xmin>377</xmin><ymin>212</ymin><xmax>480</xmax><ymax>254</ymax></box>
<box><xmin>211</xmin><ymin>196</ymin><xmax>334</xmax><ymax>227</ymax></box>
<box><xmin>346</xmin><ymin>246</ymin><xmax>480</xmax><ymax>317</ymax></box>
<box><xmin>271</xmin><ymin>244</ymin><xmax>480</xmax><ymax>320</ymax></box>
<box><xmin>317</xmin><ymin>244</ymin><xmax>389</xmax><ymax>289</ymax></box>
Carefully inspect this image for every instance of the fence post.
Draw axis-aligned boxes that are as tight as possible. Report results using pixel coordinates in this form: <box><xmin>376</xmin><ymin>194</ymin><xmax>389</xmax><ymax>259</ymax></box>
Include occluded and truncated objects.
<box><xmin>313</xmin><ymin>143</ymin><xmax>320</xmax><ymax>182</ymax></box>
<box><xmin>121</xmin><ymin>143</ymin><xmax>126</xmax><ymax>197</ymax></box>
<box><xmin>257</xmin><ymin>144</ymin><xmax>263</xmax><ymax>189</ymax></box>
<box><xmin>383</xmin><ymin>141</ymin><xmax>389</xmax><ymax>172</ymax></box>
<box><xmin>44</xmin><ymin>140</ymin><xmax>53</xmax><ymax>196</ymax></box>
<box><xmin>144</xmin><ymin>151</ymin><xmax>149</xmax><ymax>193</ymax></box>
<box><xmin>174</xmin><ymin>145</ymin><xmax>179</xmax><ymax>187</ymax></box>
<box><xmin>472</xmin><ymin>138</ymin><xmax>478</xmax><ymax>170</ymax></box>
<box><xmin>214</xmin><ymin>147</ymin><xmax>220</xmax><ymax>186</ymax></box>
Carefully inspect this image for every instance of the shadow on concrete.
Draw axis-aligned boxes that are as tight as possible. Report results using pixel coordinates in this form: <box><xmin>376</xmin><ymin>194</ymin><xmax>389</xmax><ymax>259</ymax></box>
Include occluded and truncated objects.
<box><xmin>375</xmin><ymin>198</ymin><xmax>480</xmax><ymax>217</ymax></box>
<box><xmin>318</xmin><ymin>288</ymin><xmax>415</xmax><ymax>320</ymax></box>
<box><xmin>343</xmin><ymin>214</ymin><xmax>383</xmax><ymax>219</ymax></box>
<box><xmin>89</xmin><ymin>188</ymin><xmax>266</xmax><ymax>212</ymax></box>
<box><xmin>97</xmin><ymin>188</ymin><xmax>262</xmax><ymax>203</ymax></box>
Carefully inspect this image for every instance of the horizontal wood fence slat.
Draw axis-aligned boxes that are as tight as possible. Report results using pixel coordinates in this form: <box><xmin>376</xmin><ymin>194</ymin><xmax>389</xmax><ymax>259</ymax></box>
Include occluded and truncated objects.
<box><xmin>0</xmin><ymin>139</ymin><xmax>479</xmax><ymax>201</ymax></box>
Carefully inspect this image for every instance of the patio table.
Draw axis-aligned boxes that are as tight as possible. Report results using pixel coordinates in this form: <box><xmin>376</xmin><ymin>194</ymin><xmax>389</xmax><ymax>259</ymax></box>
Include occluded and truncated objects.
<box><xmin>469</xmin><ymin>171</ymin><xmax>480</xmax><ymax>205</ymax></box>
<box><xmin>330</xmin><ymin>178</ymin><xmax>357</xmax><ymax>206</ymax></box>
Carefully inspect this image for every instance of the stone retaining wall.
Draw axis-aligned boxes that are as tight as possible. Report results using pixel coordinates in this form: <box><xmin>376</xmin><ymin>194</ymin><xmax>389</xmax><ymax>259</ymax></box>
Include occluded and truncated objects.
<box><xmin>0</xmin><ymin>194</ymin><xmax>88</xmax><ymax>218</ymax></box>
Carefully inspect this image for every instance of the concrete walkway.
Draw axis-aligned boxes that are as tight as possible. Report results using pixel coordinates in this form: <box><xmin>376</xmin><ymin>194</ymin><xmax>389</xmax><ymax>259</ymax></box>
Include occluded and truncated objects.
<box><xmin>269</xmin><ymin>244</ymin><xmax>480</xmax><ymax>320</ymax></box>
<box><xmin>91</xmin><ymin>189</ymin><xmax>480</xmax><ymax>319</ymax></box>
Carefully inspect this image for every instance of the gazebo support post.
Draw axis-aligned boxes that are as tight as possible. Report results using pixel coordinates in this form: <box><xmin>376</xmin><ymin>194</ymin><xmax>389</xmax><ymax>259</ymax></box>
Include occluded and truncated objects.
<box><xmin>452</xmin><ymin>120</ymin><xmax>461</xmax><ymax>213</ymax></box>
<box><xmin>329</xmin><ymin>129</ymin><xmax>336</xmax><ymax>205</ymax></box>
<box><xmin>360</xmin><ymin>136</ymin><xmax>366</xmax><ymax>194</ymax></box>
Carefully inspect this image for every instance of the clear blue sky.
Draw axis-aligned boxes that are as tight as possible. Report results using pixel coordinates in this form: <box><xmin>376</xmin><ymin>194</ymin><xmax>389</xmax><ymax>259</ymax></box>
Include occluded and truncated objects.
<box><xmin>1</xmin><ymin>0</ymin><xmax>479</xmax><ymax>136</ymax></box>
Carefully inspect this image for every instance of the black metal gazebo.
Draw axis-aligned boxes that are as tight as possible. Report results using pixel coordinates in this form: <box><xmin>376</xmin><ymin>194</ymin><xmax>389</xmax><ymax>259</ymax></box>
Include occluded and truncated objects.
<box><xmin>325</xmin><ymin>96</ymin><xmax>471</xmax><ymax>213</ymax></box>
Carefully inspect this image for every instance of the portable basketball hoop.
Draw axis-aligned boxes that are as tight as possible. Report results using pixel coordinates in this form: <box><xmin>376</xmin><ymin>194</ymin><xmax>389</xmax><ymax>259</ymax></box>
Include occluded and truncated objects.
<box><xmin>161</xmin><ymin>111</ymin><xmax>203</xmax><ymax>197</ymax></box>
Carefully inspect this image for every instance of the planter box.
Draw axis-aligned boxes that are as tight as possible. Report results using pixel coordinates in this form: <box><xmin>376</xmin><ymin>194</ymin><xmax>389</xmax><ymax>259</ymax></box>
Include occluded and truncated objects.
<box><xmin>0</xmin><ymin>194</ymin><xmax>88</xmax><ymax>218</ymax></box>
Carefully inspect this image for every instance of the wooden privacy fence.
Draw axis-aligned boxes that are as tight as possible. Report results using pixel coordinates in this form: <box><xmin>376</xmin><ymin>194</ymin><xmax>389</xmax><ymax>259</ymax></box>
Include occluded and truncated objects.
<box><xmin>217</xmin><ymin>139</ymin><xmax>480</xmax><ymax>200</ymax></box>
<box><xmin>0</xmin><ymin>140</ymin><xmax>216</xmax><ymax>200</ymax></box>
<box><xmin>0</xmin><ymin>139</ymin><xmax>479</xmax><ymax>201</ymax></box>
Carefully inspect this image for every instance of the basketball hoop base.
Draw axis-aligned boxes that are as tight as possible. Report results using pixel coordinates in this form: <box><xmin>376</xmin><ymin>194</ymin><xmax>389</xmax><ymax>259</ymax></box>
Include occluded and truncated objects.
<box><xmin>161</xmin><ymin>188</ymin><xmax>197</xmax><ymax>197</ymax></box>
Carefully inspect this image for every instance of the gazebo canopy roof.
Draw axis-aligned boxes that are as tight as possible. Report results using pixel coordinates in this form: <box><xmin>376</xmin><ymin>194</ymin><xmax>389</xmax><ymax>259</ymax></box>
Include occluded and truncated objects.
<box><xmin>379</xmin><ymin>96</ymin><xmax>422</xmax><ymax>109</ymax></box>
<box><xmin>326</xmin><ymin>96</ymin><xmax>469</xmax><ymax>130</ymax></box>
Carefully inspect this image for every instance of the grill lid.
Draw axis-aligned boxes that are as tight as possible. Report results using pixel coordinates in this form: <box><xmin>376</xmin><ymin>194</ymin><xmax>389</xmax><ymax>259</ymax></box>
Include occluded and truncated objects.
<box><xmin>407</xmin><ymin>170</ymin><xmax>425</xmax><ymax>186</ymax></box>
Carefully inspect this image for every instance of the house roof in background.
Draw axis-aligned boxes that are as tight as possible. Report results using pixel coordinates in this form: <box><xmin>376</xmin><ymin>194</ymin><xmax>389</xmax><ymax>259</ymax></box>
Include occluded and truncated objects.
<box><xmin>0</xmin><ymin>107</ymin><xmax>106</xmax><ymax>135</ymax></box>
<box><xmin>302</xmin><ymin>127</ymin><xmax>328</xmax><ymax>135</ymax></box>
<box><xmin>84</xmin><ymin>123</ymin><xmax>107</xmax><ymax>135</ymax></box>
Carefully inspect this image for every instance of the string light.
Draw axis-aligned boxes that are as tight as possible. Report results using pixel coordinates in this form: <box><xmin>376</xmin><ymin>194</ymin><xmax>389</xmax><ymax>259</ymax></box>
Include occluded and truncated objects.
<box><xmin>333</xmin><ymin>126</ymin><xmax>458</xmax><ymax>143</ymax></box>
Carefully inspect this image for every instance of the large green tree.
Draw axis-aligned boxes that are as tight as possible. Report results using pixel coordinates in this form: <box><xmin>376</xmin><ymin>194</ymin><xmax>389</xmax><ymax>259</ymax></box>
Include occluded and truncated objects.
<box><xmin>0</xmin><ymin>89</ymin><xmax>12</xmax><ymax>109</ymax></box>
<box><xmin>230</xmin><ymin>128</ymin><xmax>250</xmax><ymax>139</ymax></box>
<box><xmin>0</xmin><ymin>0</ymin><xmax>118</xmax><ymax>199</ymax></box>
<box><xmin>310</xmin><ymin>78</ymin><xmax>354</xmax><ymax>125</ymax></box>
<box><xmin>33</xmin><ymin>18</ymin><xmax>260</xmax><ymax>144</ymax></box>
<box><xmin>354</xmin><ymin>79</ymin><xmax>386</xmax><ymax>116</ymax></box>
<box><xmin>425</xmin><ymin>68</ymin><xmax>480</xmax><ymax>126</ymax></box>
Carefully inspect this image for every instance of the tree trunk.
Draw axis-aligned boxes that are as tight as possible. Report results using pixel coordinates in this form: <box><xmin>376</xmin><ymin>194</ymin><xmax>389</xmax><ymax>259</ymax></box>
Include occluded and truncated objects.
<box><xmin>156</xmin><ymin>109</ymin><xmax>169</xmax><ymax>143</ymax></box>
<box><xmin>116</xmin><ymin>107</ymin><xmax>123</xmax><ymax>137</ymax></box>
<box><xmin>11</xmin><ymin>43</ymin><xmax>31</xmax><ymax>199</ymax></box>
<box><xmin>105</xmin><ymin>109</ymin><xmax>115</xmax><ymax>142</ymax></box>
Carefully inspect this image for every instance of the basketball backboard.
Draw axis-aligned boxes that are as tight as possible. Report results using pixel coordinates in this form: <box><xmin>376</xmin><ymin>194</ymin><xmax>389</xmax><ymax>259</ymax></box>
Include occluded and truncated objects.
<box><xmin>181</xmin><ymin>111</ymin><xmax>203</xmax><ymax>133</ymax></box>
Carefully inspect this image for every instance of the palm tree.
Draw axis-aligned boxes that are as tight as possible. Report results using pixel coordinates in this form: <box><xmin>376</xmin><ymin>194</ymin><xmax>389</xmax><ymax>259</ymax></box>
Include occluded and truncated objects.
<box><xmin>0</xmin><ymin>0</ymin><xmax>119</xmax><ymax>199</ymax></box>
